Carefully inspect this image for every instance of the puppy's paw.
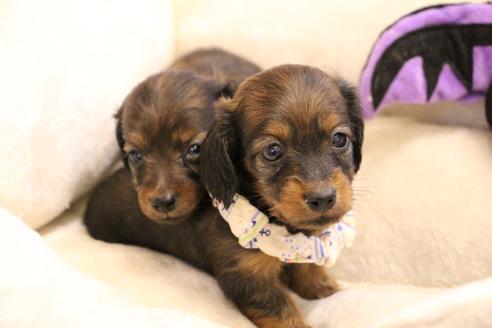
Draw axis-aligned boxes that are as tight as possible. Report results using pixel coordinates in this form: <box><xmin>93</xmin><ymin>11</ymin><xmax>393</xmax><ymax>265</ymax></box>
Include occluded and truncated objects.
<box><xmin>285</xmin><ymin>263</ymin><xmax>340</xmax><ymax>300</ymax></box>
<box><xmin>297</xmin><ymin>274</ymin><xmax>339</xmax><ymax>300</ymax></box>
<box><xmin>254</xmin><ymin>315</ymin><xmax>312</xmax><ymax>328</ymax></box>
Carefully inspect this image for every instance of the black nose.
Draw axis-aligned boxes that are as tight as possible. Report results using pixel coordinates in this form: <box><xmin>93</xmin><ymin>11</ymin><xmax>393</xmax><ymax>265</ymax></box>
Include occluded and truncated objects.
<box><xmin>305</xmin><ymin>188</ymin><xmax>336</xmax><ymax>212</ymax></box>
<box><xmin>151</xmin><ymin>194</ymin><xmax>176</xmax><ymax>213</ymax></box>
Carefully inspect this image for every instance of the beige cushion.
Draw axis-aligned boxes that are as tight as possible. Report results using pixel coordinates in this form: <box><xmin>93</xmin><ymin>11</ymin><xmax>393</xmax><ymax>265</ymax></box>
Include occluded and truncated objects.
<box><xmin>0</xmin><ymin>0</ymin><xmax>174</xmax><ymax>228</ymax></box>
<box><xmin>333</xmin><ymin>103</ymin><xmax>492</xmax><ymax>286</ymax></box>
<box><xmin>0</xmin><ymin>207</ymin><xmax>223</xmax><ymax>328</ymax></box>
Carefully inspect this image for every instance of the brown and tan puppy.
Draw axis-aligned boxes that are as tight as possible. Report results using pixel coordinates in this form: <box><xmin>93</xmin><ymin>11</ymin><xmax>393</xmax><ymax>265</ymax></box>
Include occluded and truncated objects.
<box><xmin>197</xmin><ymin>64</ymin><xmax>364</xmax><ymax>327</ymax></box>
<box><xmin>84</xmin><ymin>48</ymin><xmax>260</xmax><ymax>244</ymax></box>
<box><xmin>115</xmin><ymin>48</ymin><xmax>260</xmax><ymax>223</ymax></box>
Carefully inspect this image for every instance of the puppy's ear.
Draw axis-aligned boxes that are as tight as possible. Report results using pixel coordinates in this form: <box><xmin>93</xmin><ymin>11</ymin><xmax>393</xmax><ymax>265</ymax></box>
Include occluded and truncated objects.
<box><xmin>207</xmin><ymin>79</ymin><xmax>237</xmax><ymax>100</ymax></box>
<box><xmin>200</xmin><ymin>98</ymin><xmax>239</xmax><ymax>207</ymax></box>
<box><xmin>114</xmin><ymin>108</ymin><xmax>129</xmax><ymax>168</ymax></box>
<box><xmin>217</xmin><ymin>81</ymin><xmax>237</xmax><ymax>99</ymax></box>
<box><xmin>337</xmin><ymin>78</ymin><xmax>364</xmax><ymax>173</ymax></box>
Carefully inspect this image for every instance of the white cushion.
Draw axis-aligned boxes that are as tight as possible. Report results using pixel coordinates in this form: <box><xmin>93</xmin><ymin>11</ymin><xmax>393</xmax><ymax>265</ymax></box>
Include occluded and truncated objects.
<box><xmin>0</xmin><ymin>207</ymin><xmax>224</xmax><ymax>328</ymax></box>
<box><xmin>333</xmin><ymin>105</ymin><xmax>492</xmax><ymax>287</ymax></box>
<box><xmin>0</xmin><ymin>0</ymin><xmax>174</xmax><ymax>229</ymax></box>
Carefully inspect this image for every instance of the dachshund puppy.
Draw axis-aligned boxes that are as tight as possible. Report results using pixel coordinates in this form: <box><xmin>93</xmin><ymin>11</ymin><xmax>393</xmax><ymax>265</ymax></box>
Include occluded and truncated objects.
<box><xmin>198</xmin><ymin>64</ymin><xmax>364</xmax><ymax>327</ymax></box>
<box><xmin>84</xmin><ymin>48</ymin><xmax>260</xmax><ymax>244</ymax></box>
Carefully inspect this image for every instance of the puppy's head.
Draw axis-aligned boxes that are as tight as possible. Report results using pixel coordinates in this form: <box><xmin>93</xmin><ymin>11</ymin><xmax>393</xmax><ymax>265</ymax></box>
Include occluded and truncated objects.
<box><xmin>201</xmin><ymin>65</ymin><xmax>363</xmax><ymax>231</ymax></box>
<box><xmin>116</xmin><ymin>69</ymin><xmax>229</xmax><ymax>223</ymax></box>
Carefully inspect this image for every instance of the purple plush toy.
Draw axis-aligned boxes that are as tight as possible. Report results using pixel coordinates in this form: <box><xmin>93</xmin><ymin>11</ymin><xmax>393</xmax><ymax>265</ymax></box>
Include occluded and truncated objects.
<box><xmin>360</xmin><ymin>2</ymin><xmax>492</xmax><ymax>127</ymax></box>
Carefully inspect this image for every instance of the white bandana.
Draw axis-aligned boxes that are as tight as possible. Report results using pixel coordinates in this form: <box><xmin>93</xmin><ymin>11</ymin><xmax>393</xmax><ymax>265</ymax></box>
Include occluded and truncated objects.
<box><xmin>212</xmin><ymin>194</ymin><xmax>355</xmax><ymax>267</ymax></box>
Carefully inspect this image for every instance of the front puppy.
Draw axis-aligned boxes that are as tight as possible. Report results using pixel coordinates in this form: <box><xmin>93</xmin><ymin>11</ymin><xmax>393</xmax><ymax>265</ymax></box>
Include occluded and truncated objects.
<box><xmin>201</xmin><ymin>65</ymin><xmax>363</xmax><ymax>327</ymax></box>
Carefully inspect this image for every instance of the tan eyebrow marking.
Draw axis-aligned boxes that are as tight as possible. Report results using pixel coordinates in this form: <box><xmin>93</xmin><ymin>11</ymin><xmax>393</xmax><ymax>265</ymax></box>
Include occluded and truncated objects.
<box><xmin>125</xmin><ymin>131</ymin><xmax>148</xmax><ymax>150</ymax></box>
<box><xmin>317</xmin><ymin>113</ymin><xmax>341</xmax><ymax>134</ymax></box>
<box><xmin>190</xmin><ymin>131</ymin><xmax>208</xmax><ymax>144</ymax></box>
<box><xmin>263</xmin><ymin>121</ymin><xmax>291</xmax><ymax>141</ymax></box>
<box><xmin>171</xmin><ymin>128</ymin><xmax>197</xmax><ymax>146</ymax></box>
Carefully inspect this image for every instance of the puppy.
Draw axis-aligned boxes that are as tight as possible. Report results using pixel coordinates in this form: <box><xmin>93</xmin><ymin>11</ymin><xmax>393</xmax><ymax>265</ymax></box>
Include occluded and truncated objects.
<box><xmin>84</xmin><ymin>48</ymin><xmax>260</xmax><ymax>245</ymax></box>
<box><xmin>198</xmin><ymin>64</ymin><xmax>364</xmax><ymax>327</ymax></box>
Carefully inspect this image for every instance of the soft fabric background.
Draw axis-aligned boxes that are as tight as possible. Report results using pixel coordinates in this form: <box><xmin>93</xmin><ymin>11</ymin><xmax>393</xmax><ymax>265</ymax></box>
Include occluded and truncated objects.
<box><xmin>1</xmin><ymin>0</ymin><xmax>491</xmax><ymax>327</ymax></box>
<box><xmin>334</xmin><ymin>103</ymin><xmax>492</xmax><ymax>287</ymax></box>
<box><xmin>0</xmin><ymin>0</ymin><xmax>174</xmax><ymax>229</ymax></box>
<box><xmin>0</xmin><ymin>207</ymin><xmax>224</xmax><ymax>328</ymax></box>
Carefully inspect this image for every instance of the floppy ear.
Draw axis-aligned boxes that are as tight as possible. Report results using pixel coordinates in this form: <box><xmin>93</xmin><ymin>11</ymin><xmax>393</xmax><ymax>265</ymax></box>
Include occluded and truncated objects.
<box><xmin>114</xmin><ymin>108</ymin><xmax>129</xmax><ymax>168</ymax></box>
<box><xmin>217</xmin><ymin>81</ymin><xmax>237</xmax><ymax>99</ymax></box>
<box><xmin>200</xmin><ymin>99</ymin><xmax>239</xmax><ymax>207</ymax></box>
<box><xmin>337</xmin><ymin>78</ymin><xmax>364</xmax><ymax>173</ymax></box>
<box><xmin>207</xmin><ymin>78</ymin><xmax>237</xmax><ymax>100</ymax></box>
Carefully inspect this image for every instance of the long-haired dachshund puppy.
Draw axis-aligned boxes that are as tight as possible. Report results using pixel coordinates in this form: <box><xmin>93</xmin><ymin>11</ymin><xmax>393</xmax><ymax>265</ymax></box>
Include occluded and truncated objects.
<box><xmin>198</xmin><ymin>64</ymin><xmax>364</xmax><ymax>327</ymax></box>
<box><xmin>84</xmin><ymin>48</ymin><xmax>260</xmax><ymax>246</ymax></box>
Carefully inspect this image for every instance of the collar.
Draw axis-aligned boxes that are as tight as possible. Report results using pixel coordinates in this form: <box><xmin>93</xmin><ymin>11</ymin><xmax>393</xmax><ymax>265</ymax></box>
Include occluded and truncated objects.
<box><xmin>212</xmin><ymin>194</ymin><xmax>355</xmax><ymax>267</ymax></box>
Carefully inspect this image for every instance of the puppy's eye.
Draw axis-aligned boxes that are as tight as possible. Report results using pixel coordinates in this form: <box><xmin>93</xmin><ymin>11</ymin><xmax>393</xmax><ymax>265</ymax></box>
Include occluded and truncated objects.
<box><xmin>263</xmin><ymin>143</ymin><xmax>283</xmax><ymax>161</ymax></box>
<box><xmin>332</xmin><ymin>132</ymin><xmax>349</xmax><ymax>148</ymax></box>
<box><xmin>186</xmin><ymin>143</ymin><xmax>201</xmax><ymax>160</ymax></box>
<box><xmin>128</xmin><ymin>150</ymin><xmax>143</xmax><ymax>165</ymax></box>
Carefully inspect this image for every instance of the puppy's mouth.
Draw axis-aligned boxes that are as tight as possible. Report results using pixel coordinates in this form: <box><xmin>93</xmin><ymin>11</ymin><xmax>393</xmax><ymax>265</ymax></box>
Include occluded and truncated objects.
<box><xmin>152</xmin><ymin>214</ymin><xmax>189</xmax><ymax>225</ymax></box>
<box><xmin>138</xmin><ymin>199</ymin><xmax>196</xmax><ymax>223</ymax></box>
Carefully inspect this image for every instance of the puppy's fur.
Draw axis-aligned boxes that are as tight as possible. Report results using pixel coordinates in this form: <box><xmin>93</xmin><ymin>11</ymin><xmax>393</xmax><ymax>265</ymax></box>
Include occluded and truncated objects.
<box><xmin>85</xmin><ymin>64</ymin><xmax>363</xmax><ymax>327</ymax></box>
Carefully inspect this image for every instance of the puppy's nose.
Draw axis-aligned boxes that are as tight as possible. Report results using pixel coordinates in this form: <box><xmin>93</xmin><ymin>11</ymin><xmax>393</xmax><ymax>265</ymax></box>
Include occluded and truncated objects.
<box><xmin>151</xmin><ymin>193</ymin><xmax>176</xmax><ymax>213</ymax></box>
<box><xmin>305</xmin><ymin>188</ymin><xmax>336</xmax><ymax>212</ymax></box>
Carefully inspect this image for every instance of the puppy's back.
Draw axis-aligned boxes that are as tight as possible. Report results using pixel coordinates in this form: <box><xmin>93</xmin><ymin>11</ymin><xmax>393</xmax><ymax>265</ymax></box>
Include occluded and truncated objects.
<box><xmin>171</xmin><ymin>48</ymin><xmax>260</xmax><ymax>92</ymax></box>
<box><xmin>84</xmin><ymin>169</ymin><xmax>138</xmax><ymax>243</ymax></box>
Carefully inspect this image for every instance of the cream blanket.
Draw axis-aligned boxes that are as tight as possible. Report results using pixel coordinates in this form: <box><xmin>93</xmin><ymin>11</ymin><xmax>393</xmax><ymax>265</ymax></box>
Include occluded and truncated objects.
<box><xmin>1</xmin><ymin>195</ymin><xmax>489</xmax><ymax>328</ymax></box>
<box><xmin>2</xmin><ymin>0</ymin><xmax>492</xmax><ymax>326</ymax></box>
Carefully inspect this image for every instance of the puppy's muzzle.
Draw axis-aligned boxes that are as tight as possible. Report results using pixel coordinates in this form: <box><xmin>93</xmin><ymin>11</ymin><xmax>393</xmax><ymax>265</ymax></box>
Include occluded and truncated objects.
<box><xmin>151</xmin><ymin>193</ymin><xmax>177</xmax><ymax>213</ymax></box>
<box><xmin>305</xmin><ymin>187</ymin><xmax>336</xmax><ymax>212</ymax></box>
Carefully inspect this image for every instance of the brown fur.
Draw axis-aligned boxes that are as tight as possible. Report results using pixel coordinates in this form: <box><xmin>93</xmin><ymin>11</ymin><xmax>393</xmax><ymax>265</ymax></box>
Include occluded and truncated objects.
<box><xmin>245</xmin><ymin>305</ymin><xmax>305</xmax><ymax>328</ymax></box>
<box><xmin>283</xmin><ymin>264</ymin><xmax>340</xmax><ymax>300</ymax></box>
<box><xmin>263</xmin><ymin>121</ymin><xmax>292</xmax><ymax>141</ymax></box>
<box><xmin>318</xmin><ymin>113</ymin><xmax>342</xmax><ymax>135</ymax></box>
<box><xmin>231</xmin><ymin>250</ymin><xmax>282</xmax><ymax>279</ymax></box>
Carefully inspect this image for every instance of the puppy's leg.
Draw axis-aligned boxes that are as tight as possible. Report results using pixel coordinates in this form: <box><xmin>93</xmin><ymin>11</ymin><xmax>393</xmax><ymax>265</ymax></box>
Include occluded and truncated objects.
<box><xmin>284</xmin><ymin>263</ymin><xmax>339</xmax><ymax>300</ymax></box>
<box><xmin>216</xmin><ymin>252</ymin><xmax>310</xmax><ymax>328</ymax></box>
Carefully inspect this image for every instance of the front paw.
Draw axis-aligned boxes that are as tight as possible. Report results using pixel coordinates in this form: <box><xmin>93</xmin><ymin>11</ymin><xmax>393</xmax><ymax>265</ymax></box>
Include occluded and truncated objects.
<box><xmin>252</xmin><ymin>313</ymin><xmax>312</xmax><ymax>328</ymax></box>
<box><xmin>286</xmin><ymin>264</ymin><xmax>340</xmax><ymax>300</ymax></box>
<box><xmin>298</xmin><ymin>275</ymin><xmax>339</xmax><ymax>300</ymax></box>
